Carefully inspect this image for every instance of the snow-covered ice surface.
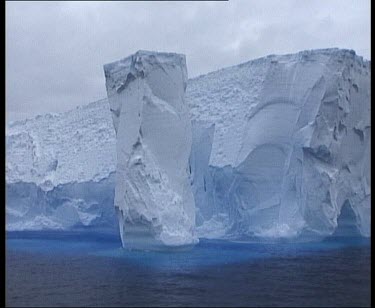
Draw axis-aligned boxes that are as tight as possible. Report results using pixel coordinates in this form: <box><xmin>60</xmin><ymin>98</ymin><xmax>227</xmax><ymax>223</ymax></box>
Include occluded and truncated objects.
<box><xmin>6</xmin><ymin>48</ymin><xmax>371</xmax><ymax>242</ymax></box>
<box><xmin>6</xmin><ymin>99</ymin><xmax>115</xmax><ymax>187</ymax></box>
<box><xmin>104</xmin><ymin>51</ymin><xmax>197</xmax><ymax>249</ymax></box>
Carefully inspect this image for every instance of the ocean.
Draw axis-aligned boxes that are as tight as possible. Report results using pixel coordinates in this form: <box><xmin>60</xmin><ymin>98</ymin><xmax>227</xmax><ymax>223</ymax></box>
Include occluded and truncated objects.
<box><xmin>6</xmin><ymin>231</ymin><xmax>371</xmax><ymax>307</ymax></box>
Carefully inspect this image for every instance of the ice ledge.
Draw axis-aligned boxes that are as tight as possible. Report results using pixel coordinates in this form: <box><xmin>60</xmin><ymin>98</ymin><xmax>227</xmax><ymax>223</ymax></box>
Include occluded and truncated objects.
<box><xmin>104</xmin><ymin>50</ymin><xmax>187</xmax><ymax>97</ymax></box>
<box><xmin>104</xmin><ymin>50</ymin><xmax>187</xmax><ymax>72</ymax></box>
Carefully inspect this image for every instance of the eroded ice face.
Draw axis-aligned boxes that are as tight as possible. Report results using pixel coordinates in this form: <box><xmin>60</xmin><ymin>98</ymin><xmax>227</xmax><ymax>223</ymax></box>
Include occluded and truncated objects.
<box><xmin>104</xmin><ymin>51</ymin><xmax>197</xmax><ymax>249</ymax></box>
<box><xmin>189</xmin><ymin>49</ymin><xmax>370</xmax><ymax>240</ymax></box>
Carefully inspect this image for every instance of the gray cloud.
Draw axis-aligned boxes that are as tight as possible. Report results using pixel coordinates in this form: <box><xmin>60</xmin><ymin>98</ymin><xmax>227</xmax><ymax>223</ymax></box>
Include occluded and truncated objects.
<box><xmin>6</xmin><ymin>0</ymin><xmax>370</xmax><ymax>122</ymax></box>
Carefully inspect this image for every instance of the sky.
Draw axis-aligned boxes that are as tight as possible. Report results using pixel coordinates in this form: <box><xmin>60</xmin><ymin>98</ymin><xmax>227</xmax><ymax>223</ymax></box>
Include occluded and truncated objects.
<box><xmin>6</xmin><ymin>0</ymin><xmax>371</xmax><ymax>123</ymax></box>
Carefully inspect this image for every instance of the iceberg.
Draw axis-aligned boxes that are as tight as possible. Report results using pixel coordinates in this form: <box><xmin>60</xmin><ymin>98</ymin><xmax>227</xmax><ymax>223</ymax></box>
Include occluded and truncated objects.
<box><xmin>6</xmin><ymin>48</ymin><xmax>371</xmax><ymax>242</ymax></box>
<box><xmin>103</xmin><ymin>51</ymin><xmax>197</xmax><ymax>249</ymax></box>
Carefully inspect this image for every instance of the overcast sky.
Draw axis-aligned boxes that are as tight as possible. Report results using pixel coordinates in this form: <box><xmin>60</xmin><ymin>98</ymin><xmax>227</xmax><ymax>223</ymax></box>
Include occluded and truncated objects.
<box><xmin>6</xmin><ymin>0</ymin><xmax>371</xmax><ymax>123</ymax></box>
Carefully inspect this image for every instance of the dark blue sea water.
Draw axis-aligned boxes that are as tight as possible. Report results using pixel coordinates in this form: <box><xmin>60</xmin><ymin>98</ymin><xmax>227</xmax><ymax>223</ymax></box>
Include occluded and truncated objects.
<box><xmin>6</xmin><ymin>231</ymin><xmax>371</xmax><ymax>307</ymax></box>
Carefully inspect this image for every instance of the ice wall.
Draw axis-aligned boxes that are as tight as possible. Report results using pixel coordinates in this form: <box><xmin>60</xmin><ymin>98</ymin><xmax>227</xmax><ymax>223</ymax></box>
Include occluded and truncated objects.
<box><xmin>6</xmin><ymin>174</ymin><xmax>117</xmax><ymax>232</ymax></box>
<box><xmin>189</xmin><ymin>49</ymin><xmax>370</xmax><ymax>239</ymax></box>
<box><xmin>104</xmin><ymin>51</ymin><xmax>197</xmax><ymax>249</ymax></box>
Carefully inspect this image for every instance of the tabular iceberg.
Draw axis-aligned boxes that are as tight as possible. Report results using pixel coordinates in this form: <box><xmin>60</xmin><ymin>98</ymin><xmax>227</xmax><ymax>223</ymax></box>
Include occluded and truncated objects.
<box><xmin>6</xmin><ymin>48</ymin><xmax>371</xmax><ymax>242</ymax></box>
<box><xmin>103</xmin><ymin>51</ymin><xmax>197</xmax><ymax>249</ymax></box>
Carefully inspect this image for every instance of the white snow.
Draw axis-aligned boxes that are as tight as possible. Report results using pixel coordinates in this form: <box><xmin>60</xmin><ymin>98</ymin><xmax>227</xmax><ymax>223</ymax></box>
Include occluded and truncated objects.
<box><xmin>6</xmin><ymin>48</ymin><xmax>371</xmax><ymax>242</ymax></box>
<box><xmin>6</xmin><ymin>99</ymin><xmax>116</xmax><ymax>187</ymax></box>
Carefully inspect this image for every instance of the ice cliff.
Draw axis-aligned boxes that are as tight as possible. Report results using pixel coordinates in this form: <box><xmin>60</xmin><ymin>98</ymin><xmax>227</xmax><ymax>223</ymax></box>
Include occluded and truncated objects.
<box><xmin>6</xmin><ymin>48</ymin><xmax>371</xmax><ymax>242</ymax></box>
<box><xmin>188</xmin><ymin>49</ymin><xmax>371</xmax><ymax>239</ymax></box>
<box><xmin>103</xmin><ymin>51</ymin><xmax>197</xmax><ymax>249</ymax></box>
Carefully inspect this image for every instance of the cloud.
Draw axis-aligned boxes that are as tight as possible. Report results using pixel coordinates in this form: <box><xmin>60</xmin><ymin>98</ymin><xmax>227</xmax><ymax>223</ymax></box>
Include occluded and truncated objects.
<box><xmin>6</xmin><ymin>0</ymin><xmax>370</xmax><ymax>122</ymax></box>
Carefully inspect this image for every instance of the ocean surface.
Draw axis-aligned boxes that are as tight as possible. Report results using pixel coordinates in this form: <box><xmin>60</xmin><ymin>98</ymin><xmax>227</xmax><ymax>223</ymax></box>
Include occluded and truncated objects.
<box><xmin>6</xmin><ymin>231</ymin><xmax>371</xmax><ymax>307</ymax></box>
